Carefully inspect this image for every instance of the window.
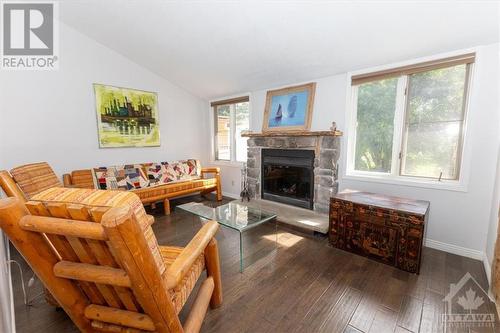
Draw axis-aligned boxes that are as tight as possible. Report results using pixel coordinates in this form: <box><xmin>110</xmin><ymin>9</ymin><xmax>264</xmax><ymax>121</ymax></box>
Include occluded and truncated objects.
<box><xmin>212</xmin><ymin>97</ymin><xmax>250</xmax><ymax>162</ymax></box>
<box><xmin>349</xmin><ymin>54</ymin><xmax>473</xmax><ymax>182</ymax></box>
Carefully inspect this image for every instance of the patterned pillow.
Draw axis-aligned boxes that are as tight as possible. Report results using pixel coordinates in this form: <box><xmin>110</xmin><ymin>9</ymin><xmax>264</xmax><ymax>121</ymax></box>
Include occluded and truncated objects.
<box><xmin>93</xmin><ymin>164</ymin><xmax>149</xmax><ymax>190</ymax></box>
<box><xmin>146</xmin><ymin>159</ymin><xmax>199</xmax><ymax>186</ymax></box>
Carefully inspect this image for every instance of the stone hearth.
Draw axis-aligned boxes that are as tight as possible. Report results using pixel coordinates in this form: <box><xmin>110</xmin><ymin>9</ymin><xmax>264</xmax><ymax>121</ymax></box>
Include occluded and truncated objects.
<box><xmin>244</xmin><ymin>131</ymin><xmax>341</xmax><ymax>216</ymax></box>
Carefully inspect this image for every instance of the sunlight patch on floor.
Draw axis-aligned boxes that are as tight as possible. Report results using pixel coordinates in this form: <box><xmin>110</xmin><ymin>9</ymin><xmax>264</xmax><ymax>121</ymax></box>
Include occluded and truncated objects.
<box><xmin>262</xmin><ymin>232</ymin><xmax>304</xmax><ymax>247</ymax></box>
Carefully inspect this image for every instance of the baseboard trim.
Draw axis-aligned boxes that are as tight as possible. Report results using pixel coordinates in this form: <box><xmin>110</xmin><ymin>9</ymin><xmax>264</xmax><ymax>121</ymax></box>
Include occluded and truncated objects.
<box><xmin>483</xmin><ymin>255</ymin><xmax>492</xmax><ymax>287</ymax></box>
<box><xmin>425</xmin><ymin>238</ymin><xmax>484</xmax><ymax>261</ymax></box>
<box><xmin>222</xmin><ymin>191</ymin><xmax>240</xmax><ymax>199</ymax></box>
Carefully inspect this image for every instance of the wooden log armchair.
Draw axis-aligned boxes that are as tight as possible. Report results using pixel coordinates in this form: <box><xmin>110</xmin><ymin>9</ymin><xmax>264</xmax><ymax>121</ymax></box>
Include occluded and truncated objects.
<box><xmin>0</xmin><ymin>187</ymin><xmax>223</xmax><ymax>333</ymax></box>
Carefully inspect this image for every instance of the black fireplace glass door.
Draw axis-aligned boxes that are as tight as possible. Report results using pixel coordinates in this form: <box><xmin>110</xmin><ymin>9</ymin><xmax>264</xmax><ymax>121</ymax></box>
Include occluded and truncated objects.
<box><xmin>261</xmin><ymin>149</ymin><xmax>315</xmax><ymax>209</ymax></box>
<box><xmin>263</xmin><ymin>164</ymin><xmax>312</xmax><ymax>202</ymax></box>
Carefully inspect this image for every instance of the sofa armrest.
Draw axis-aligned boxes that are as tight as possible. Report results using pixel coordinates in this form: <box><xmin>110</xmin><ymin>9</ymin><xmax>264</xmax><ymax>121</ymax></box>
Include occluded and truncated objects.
<box><xmin>164</xmin><ymin>220</ymin><xmax>219</xmax><ymax>289</ymax></box>
<box><xmin>201</xmin><ymin>167</ymin><xmax>220</xmax><ymax>178</ymax></box>
<box><xmin>62</xmin><ymin>173</ymin><xmax>72</xmax><ymax>187</ymax></box>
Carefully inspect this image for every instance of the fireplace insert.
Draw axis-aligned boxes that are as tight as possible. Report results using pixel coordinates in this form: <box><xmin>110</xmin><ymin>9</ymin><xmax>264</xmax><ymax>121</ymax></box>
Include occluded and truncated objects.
<box><xmin>261</xmin><ymin>149</ymin><xmax>314</xmax><ymax>209</ymax></box>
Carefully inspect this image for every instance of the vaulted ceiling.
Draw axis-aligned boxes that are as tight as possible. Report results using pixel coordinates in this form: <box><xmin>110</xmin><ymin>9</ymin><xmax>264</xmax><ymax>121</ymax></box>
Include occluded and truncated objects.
<box><xmin>60</xmin><ymin>1</ymin><xmax>499</xmax><ymax>100</ymax></box>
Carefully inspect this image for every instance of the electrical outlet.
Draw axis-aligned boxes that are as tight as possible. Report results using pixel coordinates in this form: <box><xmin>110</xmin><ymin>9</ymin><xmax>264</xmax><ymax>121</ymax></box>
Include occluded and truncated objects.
<box><xmin>231</xmin><ymin>180</ymin><xmax>235</xmax><ymax>186</ymax></box>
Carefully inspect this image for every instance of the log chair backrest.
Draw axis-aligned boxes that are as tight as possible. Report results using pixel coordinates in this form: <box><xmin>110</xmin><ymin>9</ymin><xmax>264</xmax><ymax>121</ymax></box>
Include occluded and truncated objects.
<box><xmin>9</xmin><ymin>162</ymin><xmax>62</xmax><ymax>198</ymax></box>
<box><xmin>0</xmin><ymin>162</ymin><xmax>62</xmax><ymax>203</ymax></box>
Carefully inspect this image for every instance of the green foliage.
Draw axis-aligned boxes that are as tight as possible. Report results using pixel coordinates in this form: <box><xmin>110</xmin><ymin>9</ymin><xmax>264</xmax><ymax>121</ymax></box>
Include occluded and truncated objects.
<box><xmin>403</xmin><ymin>65</ymin><xmax>466</xmax><ymax>179</ymax></box>
<box><xmin>407</xmin><ymin>65</ymin><xmax>466</xmax><ymax>124</ymax></box>
<box><xmin>355</xmin><ymin>78</ymin><xmax>398</xmax><ymax>172</ymax></box>
<box><xmin>235</xmin><ymin>102</ymin><xmax>249</xmax><ymax>127</ymax></box>
<box><xmin>217</xmin><ymin>105</ymin><xmax>230</xmax><ymax>117</ymax></box>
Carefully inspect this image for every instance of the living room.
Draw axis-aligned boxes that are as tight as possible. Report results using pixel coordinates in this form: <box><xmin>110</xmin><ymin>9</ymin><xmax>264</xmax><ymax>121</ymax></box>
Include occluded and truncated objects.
<box><xmin>0</xmin><ymin>1</ymin><xmax>499</xmax><ymax>333</ymax></box>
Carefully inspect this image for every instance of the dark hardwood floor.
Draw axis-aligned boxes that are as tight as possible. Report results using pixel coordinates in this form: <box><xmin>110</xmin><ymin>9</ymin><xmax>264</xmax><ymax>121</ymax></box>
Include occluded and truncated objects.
<box><xmin>9</xmin><ymin>195</ymin><xmax>499</xmax><ymax>333</ymax></box>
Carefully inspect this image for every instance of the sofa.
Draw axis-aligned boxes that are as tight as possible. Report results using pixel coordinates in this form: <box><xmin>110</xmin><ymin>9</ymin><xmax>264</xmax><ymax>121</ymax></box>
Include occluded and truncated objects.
<box><xmin>63</xmin><ymin>159</ymin><xmax>222</xmax><ymax>214</ymax></box>
<box><xmin>0</xmin><ymin>160</ymin><xmax>222</xmax><ymax>216</ymax></box>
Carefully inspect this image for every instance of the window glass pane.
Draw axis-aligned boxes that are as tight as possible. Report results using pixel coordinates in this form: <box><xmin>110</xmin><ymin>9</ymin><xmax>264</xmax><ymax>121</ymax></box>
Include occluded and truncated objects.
<box><xmin>215</xmin><ymin>105</ymin><xmax>230</xmax><ymax>160</ymax></box>
<box><xmin>407</xmin><ymin>65</ymin><xmax>467</xmax><ymax>124</ymax></box>
<box><xmin>235</xmin><ymin>102</ymin><xmax>249</xmax><ymax>162</ymax></box>
<box><xmin>354</xmin><ymin>78</ymin><xmax>398</xmax><ymax>172</ymax></box>
<box><xmin>402</xmin><ymin>64</ymin><xmax>467</xmax><ymax>179</ymax></box>
<box><xmin>402</xmin><ymin>122</ymin><xmax>461</xmax><ymax>179</ymax></box>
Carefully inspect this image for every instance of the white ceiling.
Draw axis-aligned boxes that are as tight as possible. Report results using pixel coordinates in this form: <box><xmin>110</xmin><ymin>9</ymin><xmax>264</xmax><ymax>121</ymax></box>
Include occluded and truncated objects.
<box><xmin>60</xmin><ymin>1</ymin><xmax>499</xmax><ymax>100</ymax></box>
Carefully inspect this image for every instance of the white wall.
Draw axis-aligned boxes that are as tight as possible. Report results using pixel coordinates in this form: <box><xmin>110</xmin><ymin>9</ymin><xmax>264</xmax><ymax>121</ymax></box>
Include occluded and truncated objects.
<box><xmin>0</xmin><ymin>23</ymin><xmax>208</xmax><ymax>176</ymax></box>
<box><xmin>485</xmin><ymin>131</ymin><xmax>500</xmax><ymax>283</ymax></box>
<box><xmin>214</xmin><ymin>43</ymin><xmax>500</xmax><ymax>263</ymax></box>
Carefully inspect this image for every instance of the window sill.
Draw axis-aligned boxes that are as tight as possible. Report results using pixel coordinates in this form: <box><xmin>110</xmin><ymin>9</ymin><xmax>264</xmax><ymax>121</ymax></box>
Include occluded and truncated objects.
<box><xmin>208</xmin><ymin>160</ymin><xmax>244</xmax><ymax>168</ymax></box>
<box><xmin>342</xmin><ymin>173</ymin><xmax>468</xmax><ymax>192</ymax></box>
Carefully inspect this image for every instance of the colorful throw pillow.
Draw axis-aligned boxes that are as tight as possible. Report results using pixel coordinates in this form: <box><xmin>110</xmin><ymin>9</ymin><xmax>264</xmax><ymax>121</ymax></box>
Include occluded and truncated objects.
<box><xmin>146</xmin><ymin>159</ymin><xmax>200</xmax><ymax>186</ymax></box>
<box><xmin>93</xmin><ymin>164</ymin><xmax>149</xmax><ymax>190</ymax></box>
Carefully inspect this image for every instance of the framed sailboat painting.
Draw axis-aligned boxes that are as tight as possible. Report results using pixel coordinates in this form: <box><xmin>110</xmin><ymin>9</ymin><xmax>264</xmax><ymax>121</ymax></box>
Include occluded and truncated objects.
<box><xmin>262</xmin><ymin>82</ymin><xmax>316</xmax><ymax>132</ymax></box>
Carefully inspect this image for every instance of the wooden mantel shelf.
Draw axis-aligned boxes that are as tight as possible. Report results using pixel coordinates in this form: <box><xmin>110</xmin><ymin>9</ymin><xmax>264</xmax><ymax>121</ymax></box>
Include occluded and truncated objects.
<box><xmin>241</xmin><ymin>130</ymin><xmax>343</xmax><ymax>138</ymax></box>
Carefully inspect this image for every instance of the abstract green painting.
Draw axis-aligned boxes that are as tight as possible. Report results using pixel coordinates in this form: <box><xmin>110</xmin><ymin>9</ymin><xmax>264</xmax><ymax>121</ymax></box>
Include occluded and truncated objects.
<box><xmin>94</xmin><ymin>83</ymin><xmax>160</xmax><ymax>148</ymax></box>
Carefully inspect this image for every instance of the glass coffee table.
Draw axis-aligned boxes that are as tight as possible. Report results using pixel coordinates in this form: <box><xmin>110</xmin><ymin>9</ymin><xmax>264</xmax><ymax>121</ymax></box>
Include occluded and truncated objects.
<box><xmin>177</xmin><ymin>201</ymin><xmax>277</xmax><ymax>272</ymax></box>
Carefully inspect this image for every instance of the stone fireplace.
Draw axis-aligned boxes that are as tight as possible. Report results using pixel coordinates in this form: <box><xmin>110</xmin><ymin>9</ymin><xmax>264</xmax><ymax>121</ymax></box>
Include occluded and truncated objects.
<box><xmin>243</xmin><ymin>131</ymin><xmax>342</xmax><ymax>215</ymax></box>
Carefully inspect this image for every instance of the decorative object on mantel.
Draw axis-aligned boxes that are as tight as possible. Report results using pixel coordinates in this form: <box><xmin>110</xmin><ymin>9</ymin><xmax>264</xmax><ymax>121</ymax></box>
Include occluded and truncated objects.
<box><xmin>94</xmin><ymin>83</ymin><xmax>160</xmax><ymax>148</ymax></box>
<box><xmin>330</xmin><ymin>121</ymin><xmax>337</xmax><ymax>132</ymax></box>
<box><xmin>240</xmin><ymin>163</ymin><xmax>251</xmax><ymax>202</ymax></box>
<box><xmin>262</xmin><ymin>82</ymin><xmax>316</xmax><ymax>133</ymax></box>
<box><xmin>242</xmin><ymin>130</ymin><xmax>343</xmax><ymax>137</ymax></box>
<box><xmin>329</xmin><ymin>190</ymin><xmax>429</xmax><ymax>274</ymax></box>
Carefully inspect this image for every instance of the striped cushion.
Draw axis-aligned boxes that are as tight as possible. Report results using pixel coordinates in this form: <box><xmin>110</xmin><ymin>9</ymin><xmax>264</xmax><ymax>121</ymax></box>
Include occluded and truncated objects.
<box><xmin>30</xmin><ymin>187</ymin><xmax>165</xmax><ymax>275</ymax></box>
<box><xmin>10</xmin><ymin>162</ymin><xmax>62</xmax><ymax>199</ymax></box>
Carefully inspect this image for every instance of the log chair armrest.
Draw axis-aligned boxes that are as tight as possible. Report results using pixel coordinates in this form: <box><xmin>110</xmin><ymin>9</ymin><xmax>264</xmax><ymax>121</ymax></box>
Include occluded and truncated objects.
<box><xmin>200</xmin><ymin>167</ymin><xmax>220</xmax><ymax>179</ymax></box>
<box><xmin>164</xmin><ymin>220</ymin><xmax>219</xmax><ymax>289</ymax></box>
<box><xmin>0</xmin><ymin>170</ymin><xmax>27</xmax><ymax>201</ymax></box>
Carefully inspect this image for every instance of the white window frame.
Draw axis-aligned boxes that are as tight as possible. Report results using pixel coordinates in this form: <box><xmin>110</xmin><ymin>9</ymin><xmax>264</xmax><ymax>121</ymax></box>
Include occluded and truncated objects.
<box><xmin>210</xmin><ymin>96</ymin><xmax>251</xmax><ymax>167</ymax></box>
<box><xmin>345</xmin><ymin>61</ymin><xmax>473</xmax><ymax>192</ymax></box>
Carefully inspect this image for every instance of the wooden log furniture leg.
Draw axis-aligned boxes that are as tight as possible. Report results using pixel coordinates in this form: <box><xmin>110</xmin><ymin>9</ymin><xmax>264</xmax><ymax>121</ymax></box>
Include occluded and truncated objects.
<box><xmin>0</xmin><ymin>198</ymin><xmax>92</xmax><ymax>332</ymax></box>
<box><xmin>164</xmin><ymin>198</ymin><xmax>171</xmax><ymax>215</ymax></box>
<box><xmin>215</xmin><ymin>172</ymin><xmax>222</xmax><ymax>201</ymax></box>
<box><xmin>204</xmin><ymin>238</ymin><xmax>223</xmax><ymax>308</ymax></box>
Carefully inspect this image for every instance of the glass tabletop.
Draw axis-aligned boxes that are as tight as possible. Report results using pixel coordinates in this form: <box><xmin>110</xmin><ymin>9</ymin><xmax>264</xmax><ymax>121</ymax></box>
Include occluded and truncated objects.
<box><xmin>177</xmin><ymin>201</ymin><xmax>277</xmax><ymax>232</ymax></box>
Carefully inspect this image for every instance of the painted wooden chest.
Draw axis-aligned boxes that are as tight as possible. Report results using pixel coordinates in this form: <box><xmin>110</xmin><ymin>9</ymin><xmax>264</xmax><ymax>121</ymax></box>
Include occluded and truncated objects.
<box><xmin>329</xmin><ymin>190</ymin><xmax>429</xmax><ymax>274</ymax></box>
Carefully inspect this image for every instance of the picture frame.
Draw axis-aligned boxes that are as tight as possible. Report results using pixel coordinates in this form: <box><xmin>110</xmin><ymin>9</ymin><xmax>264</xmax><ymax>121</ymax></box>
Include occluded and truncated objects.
<box><xmin>262</xmin><ymin>82</ymin><xmax>316</xmax><ymax>132</ymax></box>
<box><xmin>93</xmin><ymin>83</ymin><xmax>161</xmax><ymax>148</ymax></box>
